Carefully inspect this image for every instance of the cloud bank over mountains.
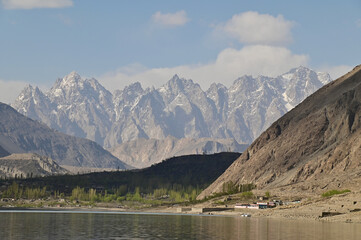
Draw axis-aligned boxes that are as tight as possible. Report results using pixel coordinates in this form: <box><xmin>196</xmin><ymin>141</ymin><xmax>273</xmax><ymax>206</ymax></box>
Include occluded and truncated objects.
<box><xmin>100</xmin><ymin>45</ymin><xmax>309</xmax><ymax>91</ymax></box>
<box><xmin>99</xmin><ymin>11</ymin><xmax>320</xmax><ymax>92</ymax></box>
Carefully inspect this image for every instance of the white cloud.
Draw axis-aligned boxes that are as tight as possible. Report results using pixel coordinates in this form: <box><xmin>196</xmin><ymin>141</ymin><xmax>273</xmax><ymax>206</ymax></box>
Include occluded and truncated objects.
<box><xmin>0</xmin><ymin>79</ymin><xmax>28</xmax><ymax>104</ymax></box>
<box><xmin>215</xmin><ymin>11</ymin><xmax>294</xmax><ymax>45</ymax></box>
<box><xmin>152</xmin><ymin>10</ymin><xmax>189</xmax><ymax>27</ymax></box>
<box><xmin>99</xmin><ymin>45</ymin><xmax>308</xmax><ymax>91</ymax></box>
<box><xmin>2</xmin><ymin>0</ymin><xmax>73</xmax><ymax>10</ymax></box>
<box><xmin>319</xmin><ymin>65</ymin><xmax>353</xmax><ymax>80</ymax></box>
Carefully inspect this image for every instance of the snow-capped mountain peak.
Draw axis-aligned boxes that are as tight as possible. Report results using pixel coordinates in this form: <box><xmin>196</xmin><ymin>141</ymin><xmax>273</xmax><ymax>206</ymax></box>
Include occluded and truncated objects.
<box><xmin>316</xmin><ymin>71</ymin><xmax>332</xmax><ymax>85</ymax></box>
<box><xmin>55</xmin><ymin>71</ymin><xmax>82</xmax><ymax>88</ymax></box>
<box><xmin>12</xmin><ymin>66</ymin><xmax>332</xmax><ymax>148</ymax></box>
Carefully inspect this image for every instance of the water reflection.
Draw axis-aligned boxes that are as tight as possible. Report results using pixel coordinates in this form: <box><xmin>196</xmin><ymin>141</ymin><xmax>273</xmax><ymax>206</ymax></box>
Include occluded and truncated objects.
<box><xmin>0</xmin><ymin>211</ymin><xmax>360</xmax><ymax>239</ymax></box>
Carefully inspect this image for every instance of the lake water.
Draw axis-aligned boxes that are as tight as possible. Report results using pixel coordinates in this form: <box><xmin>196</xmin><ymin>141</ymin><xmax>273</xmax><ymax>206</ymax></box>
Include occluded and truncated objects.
<box><xmin>0</xmin><ymin>210</ymin><xmax>361</xmax><ymax>239</ymax></box>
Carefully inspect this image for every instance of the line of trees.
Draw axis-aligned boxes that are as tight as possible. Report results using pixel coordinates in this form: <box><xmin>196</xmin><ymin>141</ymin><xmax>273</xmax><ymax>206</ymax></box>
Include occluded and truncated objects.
<box><xmin>222</xmin><ymin>181</ymin><xmax>256</xmax><ymax>194</ymax></box>
<box><xmin>2</xmin><ymin>182</ymin><xmax>47</xmax><ymax>199</ymax></box>
<box><xmin>0</xmin><ymin>181</ymin><xmax>201</xmax><ymax>204</ymax></box>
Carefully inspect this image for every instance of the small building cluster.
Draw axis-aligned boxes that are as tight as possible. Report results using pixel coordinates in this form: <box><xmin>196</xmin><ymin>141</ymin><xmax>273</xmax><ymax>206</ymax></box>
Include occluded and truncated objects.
<box><xmin>235</xmin><ymin>200</ymin><xmax>283</xmax><ymax>210</ymax></box>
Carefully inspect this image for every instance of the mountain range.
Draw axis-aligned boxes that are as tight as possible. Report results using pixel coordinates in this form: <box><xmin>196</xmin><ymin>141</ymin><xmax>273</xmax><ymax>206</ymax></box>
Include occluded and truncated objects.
<box><xmin>199</xmin><ymin>65</ymin><xmax>361</xmax><ymax>199</ymax></box>
<box><xmin>12</xmin><ymin>66</ymin><xmax>331</xmax><ymax>153</ymax></box>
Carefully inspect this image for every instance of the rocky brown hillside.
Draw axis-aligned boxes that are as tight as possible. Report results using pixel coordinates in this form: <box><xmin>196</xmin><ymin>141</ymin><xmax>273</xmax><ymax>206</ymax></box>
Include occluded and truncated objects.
<box><xmin>0</xmin><ymin>153</ymin><xmax>68</xmax><ymax>179</ymax></box>
<box><xmin>198</xmin><ymin>65</ymin><xmax>361</xmax><ymax>199</ymax></box>
<box><xmin>0</xmin><ymin>103</ymin><xmax>128</xmax><ymax>169</ymax></box>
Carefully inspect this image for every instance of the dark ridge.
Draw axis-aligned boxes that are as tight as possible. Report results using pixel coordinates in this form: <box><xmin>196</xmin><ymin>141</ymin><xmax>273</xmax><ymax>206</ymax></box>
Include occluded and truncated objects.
<box><xmin>1</xmin><ymin>152</ymin><xmax>241</xmax><ymax>194</ymax></box>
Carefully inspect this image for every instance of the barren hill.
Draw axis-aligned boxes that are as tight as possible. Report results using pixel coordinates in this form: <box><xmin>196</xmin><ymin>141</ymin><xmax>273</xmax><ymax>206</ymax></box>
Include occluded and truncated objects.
<box><xmin>0</xmin><ymin>103</ymin><xmax>128</xmax><ymax>169</ymax></box>
<box><xmin>0</xmin><ymin>153</ymin><xmax>68</xmax><ymax>178</ymax></box>
<box><xmin>199</xmin><ymin>65</ymin><xmax>361</xmax><ymax>199</ymax></box>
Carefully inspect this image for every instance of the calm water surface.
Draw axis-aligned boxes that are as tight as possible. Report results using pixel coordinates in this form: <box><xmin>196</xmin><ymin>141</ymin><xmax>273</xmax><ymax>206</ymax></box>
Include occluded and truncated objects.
<box><xmin>0</xmin><ymin>210</ymin><xmax>360</xmax><ymax>239</ymax></box>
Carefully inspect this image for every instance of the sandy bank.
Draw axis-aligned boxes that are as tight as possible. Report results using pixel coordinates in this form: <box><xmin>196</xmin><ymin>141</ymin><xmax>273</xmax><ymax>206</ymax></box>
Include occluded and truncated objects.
<box><xmin>2</xmin><ymin>192</ymin><xmax>361</xmax><ymax>223</ymax></box>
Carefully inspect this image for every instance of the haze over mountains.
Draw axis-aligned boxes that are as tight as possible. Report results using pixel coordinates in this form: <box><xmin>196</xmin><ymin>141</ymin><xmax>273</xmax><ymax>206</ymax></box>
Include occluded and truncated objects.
<box><xmin>199</xmin><ymin>65</ymin><xmax>361</xmax><ymax>199</ymax></box>
<box><xmin>12</xmin><ymin>66</ymin><xmax>331</xmax><ymax>152</ymax></box>
<box><xmin>109</xmin><ymin>136</ymin><xmax>248</xmax><ymax>168</ymax></box>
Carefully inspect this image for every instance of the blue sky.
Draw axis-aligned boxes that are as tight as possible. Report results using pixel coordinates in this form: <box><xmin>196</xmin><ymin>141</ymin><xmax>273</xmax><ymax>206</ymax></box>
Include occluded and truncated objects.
<box><xmin>0</xmin><ymin>0</ymin><xmax>360</xmax><ymax>103</ymax></box>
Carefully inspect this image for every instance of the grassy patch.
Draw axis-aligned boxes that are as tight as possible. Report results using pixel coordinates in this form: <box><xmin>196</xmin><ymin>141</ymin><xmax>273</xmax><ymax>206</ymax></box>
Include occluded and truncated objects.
<box><xmin>321</xmin><ymin>189</ymin><xmax>351</xmax><ymax>198</ymax></box>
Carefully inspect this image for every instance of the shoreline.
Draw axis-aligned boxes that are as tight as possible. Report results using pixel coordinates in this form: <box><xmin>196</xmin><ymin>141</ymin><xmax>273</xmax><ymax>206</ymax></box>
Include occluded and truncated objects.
<box><xmin>1</xmin><ymin>203</ymin><xmax>361</xmax><ymax>224</ymax></box>
<box><xmin>2</xmin><ymin>191</ymin><xmax>361</xmax><ymax>223</ymax></box>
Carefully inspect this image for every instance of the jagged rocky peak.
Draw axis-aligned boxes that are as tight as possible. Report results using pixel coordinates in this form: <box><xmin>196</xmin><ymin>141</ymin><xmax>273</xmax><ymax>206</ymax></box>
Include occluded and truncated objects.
<box><xmin>230</xmin><ymin>75</ymin><xmax>260</xmax><ymax>94</ymax></box>
<box><xmin>50</xmin><ymin>71</ymin><xmax>83</xmax><ymax>99</ymax></box>
<box><xmin>282</xmin><ymin>66</ymin><xmax>329</xmax><ymax>83</ymax></box>
<box><xmin>281</xmin><ymin>66</ymin><xmax>330</xmax><ymax>107</ymax></box>
<box><xmin>208</xmin><ymin>82</ymin><xmax>227</xmax><ymax>91</ymax></box>
<box><xmin>161</xmin><ymin>74</ymin><xmax>183</xmax><ymax>92</ymax></box>
<box><xmin>12</xmin><ymin>66</ymin><xmax>334</xmax><ymax>150</ymax></box>
<box><xmin>286</xmin><ymin>66</ymin><xmax>321</xmax><ymax>85</ymax></box>
<box><xmin>20</xmin><ymin>84</ymin><xmax>34</xmax><ymax>94</ymax></box>
<box><xmin>161</xmin><ymin>74</ymin><xmax>201</xmax><ymax>94</ymax></box>
<box><xmin>51</xmin><ymin>71</ymin><xmax>77</xmax><ymax>92</ymax></box>
<box><xmin>49</xmin><ymin>71</ymin><xmax>113</xmax><ymax>107</ymax></box>
<box><xmin>113</xmin><ymin>82</ymin><xmax>145</xmax><ymax>120</ymax></box>
<box><xmin>124</xmin><ymin>81</ymin><xmax>144</xmax><ymax>93</ymax></box>
<box><xmin>12</xmin><ymin>84</ymin><xmax>48</xmax><ymax>115</ymax></box>
<box><xmin>15</xmin><ymin>84</ymin><xmax>43</xmax><ymax>100</ymax></box>
<box><xmin>288</xmin><ymin>65</ymin><xmax>313</xmax><ymax>74</ymax></box>
<box><xmin>52</xmin><ymin>71</ymin><xmax>102</xmax><ymax>92</ymax></box>
<box><xmin>58</xmin><ymin>71</ymin><xmax>81</xmax><ymax>85</ymax></box>
<box><xmin>12</xmin><ymin>84</ymin><xmax>33</xmax><ymax>105</ymax></box>
<box><xmin>114</xmin><ymin>82</ymin><xmax>144</xmax><ymax>101</ymax></box>
<box><xmin>206</xmin><ymin>83</ymin><xmax>229</xmax><ymax>114</ymax></box>
<box><xmin>206</xmin><ymin>83</ymin><xmax>228</xmax><ymax>96</ymax></box>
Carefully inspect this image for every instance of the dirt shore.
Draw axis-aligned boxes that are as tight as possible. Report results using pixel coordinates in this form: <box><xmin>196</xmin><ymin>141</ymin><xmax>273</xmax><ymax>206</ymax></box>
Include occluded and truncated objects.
<box><xmin>2</xmin><ymin>191</ymin><xmax>361</xmax><ymax>223</ymax></box>
<box><xmin>143</xmin><ymin>191</ymin><xmax>361</xmax><ymax>223</ymax></box>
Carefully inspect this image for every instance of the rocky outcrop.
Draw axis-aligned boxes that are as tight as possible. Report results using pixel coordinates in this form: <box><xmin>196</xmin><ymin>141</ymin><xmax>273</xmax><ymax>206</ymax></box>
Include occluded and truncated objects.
<box><xmin>0</xmin><ymin>153</ymin><xmax>69</xmax><ymax>178</ymax></box>
<box><xmin>198</xmin><ymin>65</ymin><xmax>361</xmax><ymax>199</ymax></box>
